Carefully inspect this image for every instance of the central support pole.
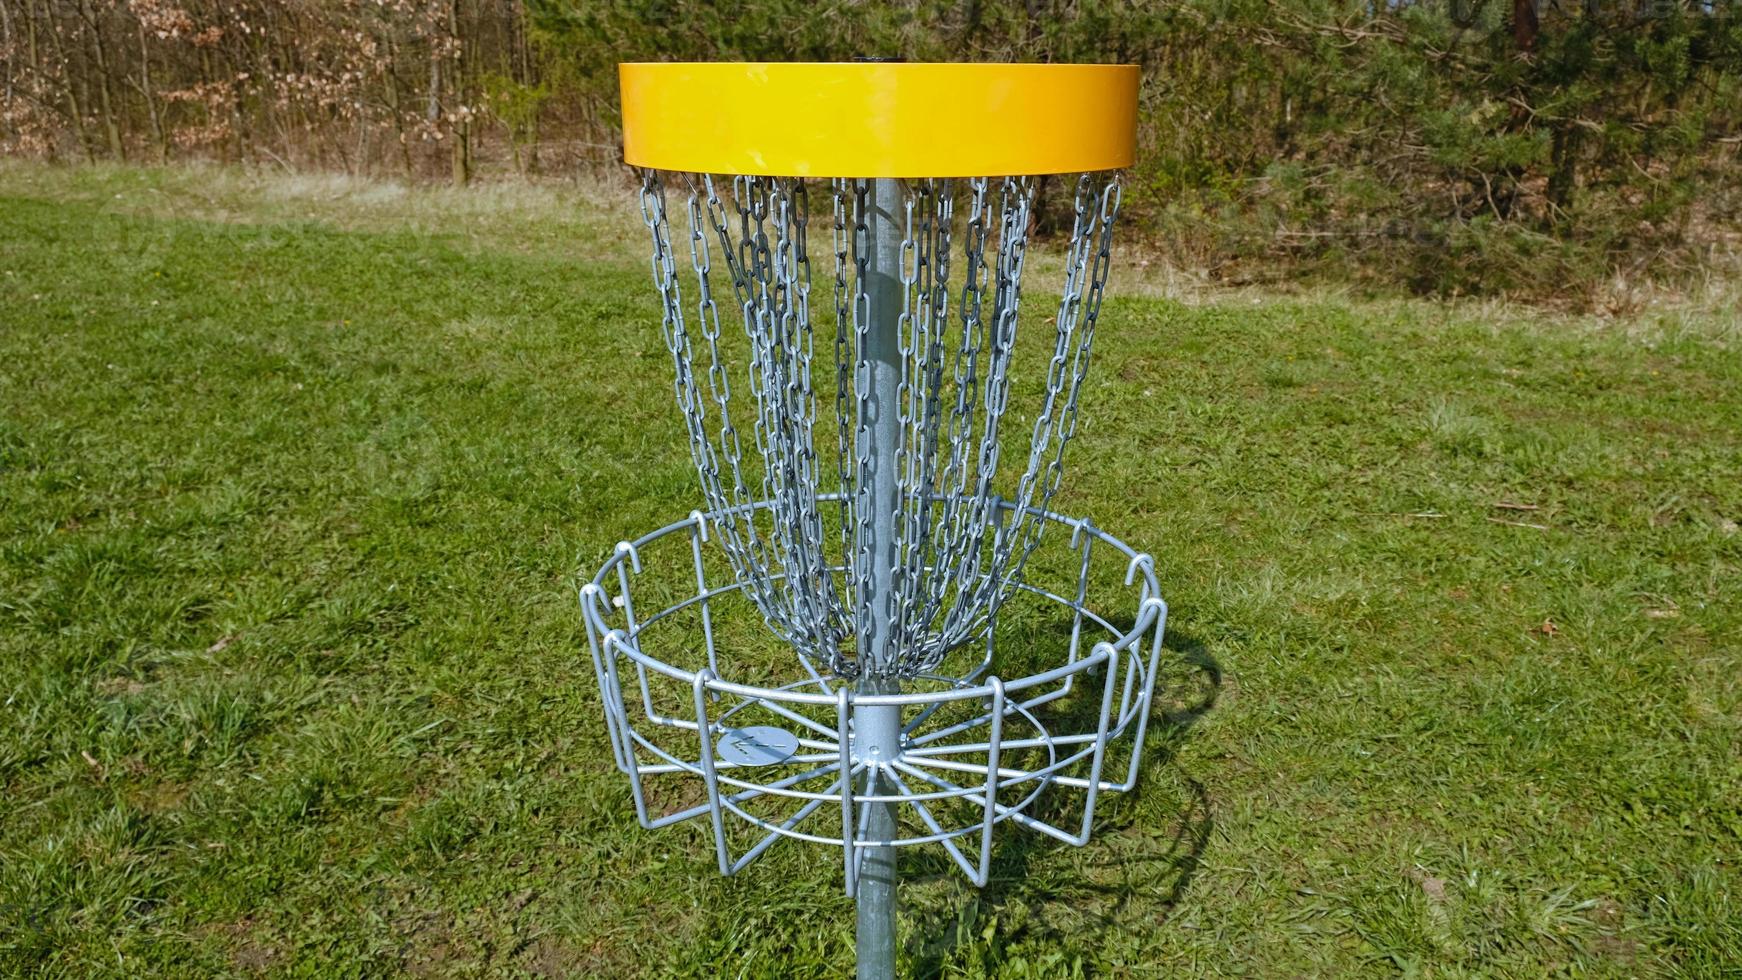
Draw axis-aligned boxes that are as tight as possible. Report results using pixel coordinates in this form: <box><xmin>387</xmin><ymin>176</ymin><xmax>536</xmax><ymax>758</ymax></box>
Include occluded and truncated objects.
<box><xmin>855</xmin><ymin>177</ymin><xmax>904</xmax><ymax>980</ymax></box>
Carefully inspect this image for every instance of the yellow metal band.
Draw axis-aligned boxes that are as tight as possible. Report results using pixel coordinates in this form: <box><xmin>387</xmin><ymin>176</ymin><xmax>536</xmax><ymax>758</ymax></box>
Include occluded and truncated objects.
<box><xmin>619</xmin><ymin>63</ymin><xmax>1138</xmax><ymax>178</ymax></box>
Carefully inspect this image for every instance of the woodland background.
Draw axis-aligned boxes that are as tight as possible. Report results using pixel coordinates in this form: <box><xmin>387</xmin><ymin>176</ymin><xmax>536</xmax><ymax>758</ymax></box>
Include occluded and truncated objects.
<box><xmin>2</xmin><ymin>0</ymin><xmax>1740</xmax><ymax>307</ymax></box>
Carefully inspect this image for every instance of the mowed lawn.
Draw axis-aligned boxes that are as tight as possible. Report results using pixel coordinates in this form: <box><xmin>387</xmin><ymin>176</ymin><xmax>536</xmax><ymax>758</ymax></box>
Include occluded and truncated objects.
<box><xmin>1</xmin><ymin>162</ymin><xmax>1739</xmax><ymax>978</ymax></box>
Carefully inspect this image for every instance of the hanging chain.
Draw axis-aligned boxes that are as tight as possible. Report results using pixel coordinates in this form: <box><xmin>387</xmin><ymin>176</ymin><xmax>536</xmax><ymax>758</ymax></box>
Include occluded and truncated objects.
<box><xmin>638</xmin><ymin>168</ymin><xmax>1121</xmax><ymax>681</ymax></box>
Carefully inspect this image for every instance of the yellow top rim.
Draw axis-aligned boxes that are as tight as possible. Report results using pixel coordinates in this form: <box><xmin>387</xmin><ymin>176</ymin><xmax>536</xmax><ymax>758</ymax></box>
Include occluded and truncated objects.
<box><xmin>619</xmin><ymin>62</ymin><xmax>1138</xmax><ymax>178</ymax></box>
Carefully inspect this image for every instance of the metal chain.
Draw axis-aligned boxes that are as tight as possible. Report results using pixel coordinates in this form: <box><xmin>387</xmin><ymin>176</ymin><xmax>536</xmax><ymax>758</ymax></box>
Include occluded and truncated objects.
<box><xmin>638</xmin><ymin>168</ymin><xmax>1122</xmax><ymax>681</ymax></box>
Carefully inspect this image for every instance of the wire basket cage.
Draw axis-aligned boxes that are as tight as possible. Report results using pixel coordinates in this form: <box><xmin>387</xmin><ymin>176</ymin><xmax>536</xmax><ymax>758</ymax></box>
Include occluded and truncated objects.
<box><xmin>581</xmin><ymin>497</ymin><xmax>1166</xmax><ymax>891</ymax></box>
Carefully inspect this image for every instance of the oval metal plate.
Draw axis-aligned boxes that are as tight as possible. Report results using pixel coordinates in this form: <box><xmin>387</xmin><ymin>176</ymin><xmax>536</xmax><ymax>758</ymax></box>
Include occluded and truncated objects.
<box><xmin>715</xmin><ymin>725</ymin><xmax>800</xmax><ymax>767</ymax></box>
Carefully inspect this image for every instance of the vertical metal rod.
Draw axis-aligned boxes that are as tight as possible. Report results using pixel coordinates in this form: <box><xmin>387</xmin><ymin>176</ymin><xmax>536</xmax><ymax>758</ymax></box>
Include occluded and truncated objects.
<box><xmin>855</xmin><ymin>176</ymin><xmax>903</xmax><ymax>980</ymax></box>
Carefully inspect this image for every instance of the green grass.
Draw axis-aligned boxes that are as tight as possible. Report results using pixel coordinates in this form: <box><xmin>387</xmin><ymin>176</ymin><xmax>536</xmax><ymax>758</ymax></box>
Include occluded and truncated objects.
<box><xmin>2</xmin><ymin>161</ymin><xmax>1739</xmax><ymax>978</ymax></box>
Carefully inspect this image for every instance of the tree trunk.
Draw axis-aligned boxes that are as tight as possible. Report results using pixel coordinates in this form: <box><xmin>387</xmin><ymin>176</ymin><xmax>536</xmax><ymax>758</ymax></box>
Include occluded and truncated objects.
<box><xmin>448</xmin><ymin>0</ymin><xmax>469</xmax><ymax>186</ymax></box>
<box><xmin>384</xmin><ymin>37</ymin><xmax>415</xmax><ymax>178</ymax></box>
<box><xmin>78</xmin><ymin>0</ymin><xmax>126</xmax><ymax>160</ymax></box>
<box><xmin>1512</xmin><ymin>0</ymin><xmax>1539</xmax><ymax>53</ymax></box>
<box><xmin>23</xmin><ymin>0</ymin><xmax>56</xmax><ymax>161</ymax></box>
<box><xmin>135</xmin><ymin>19</ymin><xmax>167</xmax><ymax>162</ymax></box>
<box><xmin>1</xmin><ymin>0</ymin><xmax>14</xmax><ymax>106</ymax></box>
<box><xmin>425</xmin><ymin>32</ymin><xmax>441</xmax><ymax>126</ymax></box>
<box><xmin>43</xmin><ymin>0</ymin><xmax>95</xmax><ymax>161</ymax></box>
<box><xmin>452</xmin><ymin>115</ymin><xmax>470</xmax><ymax>186</ymax></box>
<box><xmin>1547</xmin><ymin>124</ymin><xmax>1581</xmax><ymax>221</ymax></box>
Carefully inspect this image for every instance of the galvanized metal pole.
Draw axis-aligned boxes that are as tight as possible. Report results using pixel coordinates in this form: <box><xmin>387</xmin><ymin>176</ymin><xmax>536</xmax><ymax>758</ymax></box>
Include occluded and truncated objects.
<box><xmin>854</xmin><ymin>176</ymin><xmax>903</xmax><ymax>980</ymax></box>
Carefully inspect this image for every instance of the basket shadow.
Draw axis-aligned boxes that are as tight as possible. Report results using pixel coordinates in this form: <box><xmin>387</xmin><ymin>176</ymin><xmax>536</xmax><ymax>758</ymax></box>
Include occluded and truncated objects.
<box><xmin>903</xmin><ymin>624</ymin><xmax>1221</xmax><ymax>976</ymax></box>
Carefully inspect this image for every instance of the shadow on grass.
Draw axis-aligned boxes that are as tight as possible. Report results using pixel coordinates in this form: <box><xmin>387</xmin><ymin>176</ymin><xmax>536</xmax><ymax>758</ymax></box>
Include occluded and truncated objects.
<box><xmin>905</xmin><ymin>626</ymin><xmax>1222</xmax><ymax>976</ymax></box>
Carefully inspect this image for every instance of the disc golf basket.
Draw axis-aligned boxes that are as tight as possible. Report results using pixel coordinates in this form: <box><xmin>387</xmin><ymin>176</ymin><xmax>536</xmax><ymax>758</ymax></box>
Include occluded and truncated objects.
<box><xmin>579</xmin><ymin>62</ymin><xmax>1167</xmax><ymax>978</ymax></box>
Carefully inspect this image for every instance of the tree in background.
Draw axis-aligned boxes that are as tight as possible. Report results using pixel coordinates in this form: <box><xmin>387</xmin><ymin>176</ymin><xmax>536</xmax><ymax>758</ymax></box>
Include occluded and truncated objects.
<box><xmin>1</xmin><ymin>0</ymin><xmax>1738</xmax><ymax>305</ymax></box>
<box><xmin>0</xmin><ymin>0</ymin><xmax>533</xmax><ymax>180</ymax></box>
